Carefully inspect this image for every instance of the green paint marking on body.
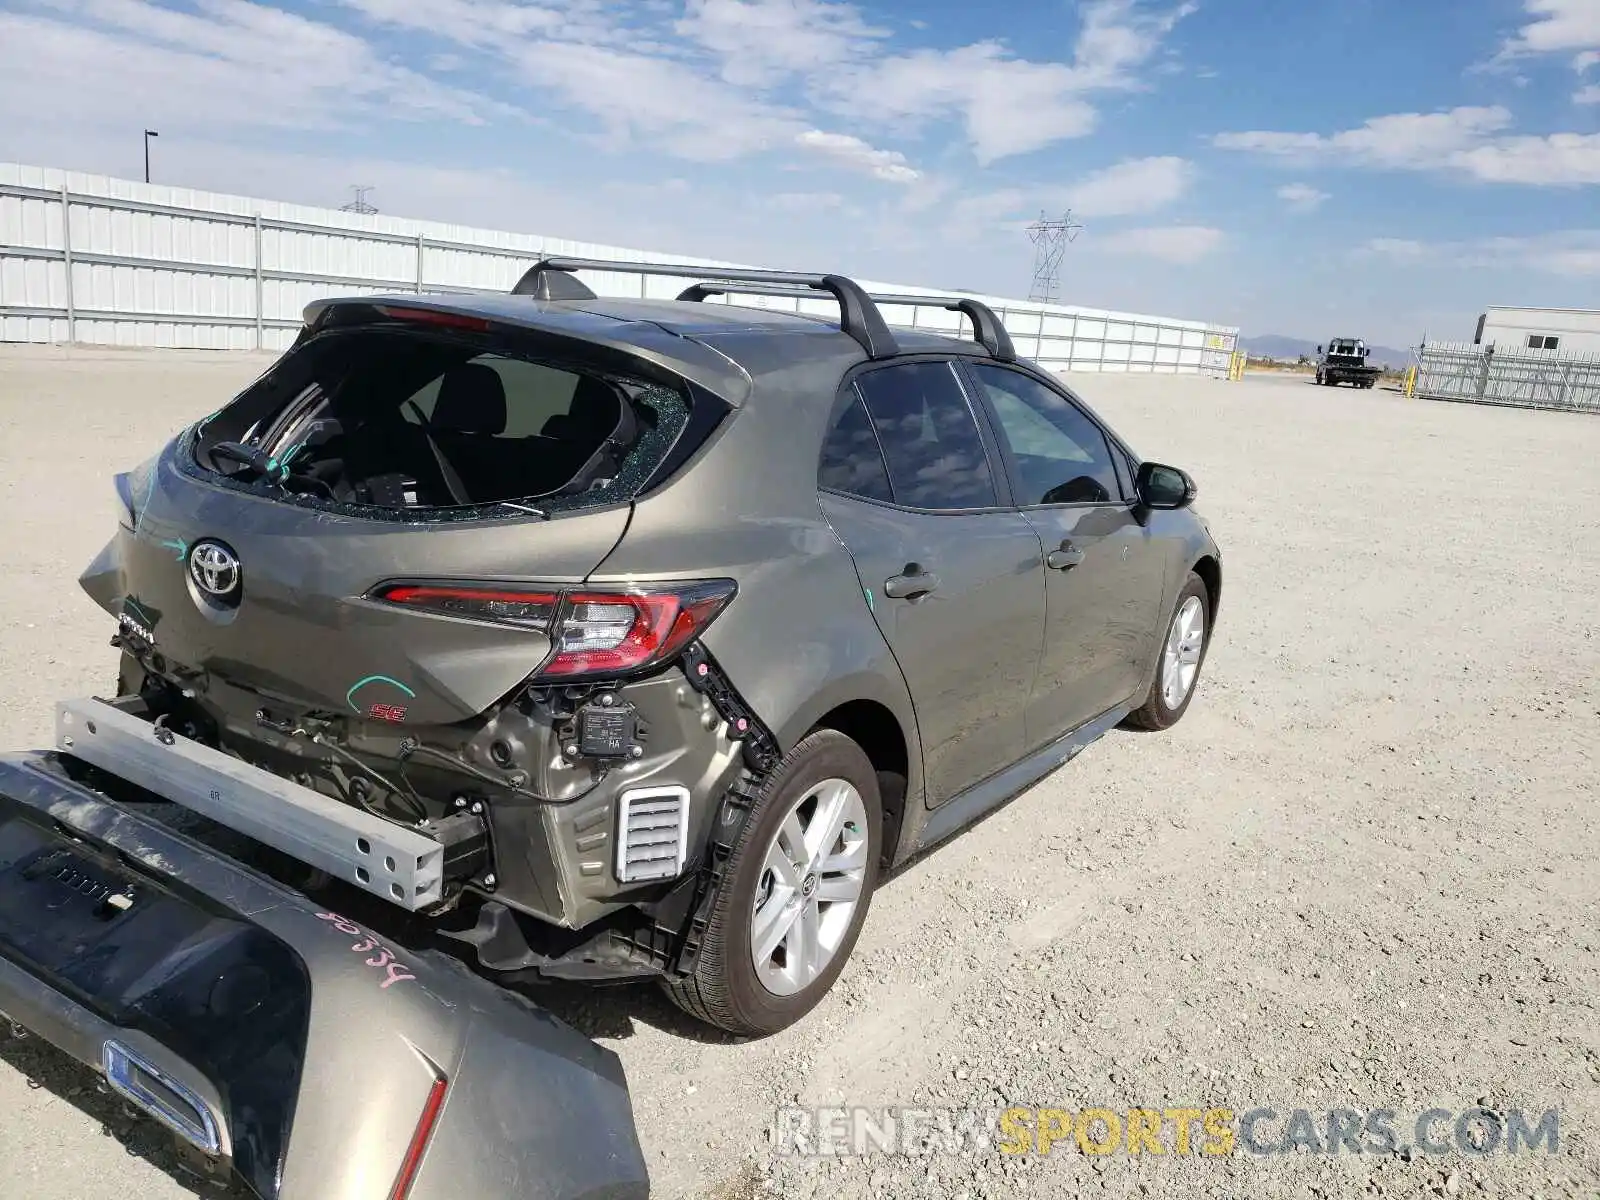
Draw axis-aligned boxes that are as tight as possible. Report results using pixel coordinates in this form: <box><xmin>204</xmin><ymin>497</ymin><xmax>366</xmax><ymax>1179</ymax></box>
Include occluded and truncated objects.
<box><xmin>345</xmin><ymin>675</ymin><xmax>418</xmax><ymax>712</ymax></box>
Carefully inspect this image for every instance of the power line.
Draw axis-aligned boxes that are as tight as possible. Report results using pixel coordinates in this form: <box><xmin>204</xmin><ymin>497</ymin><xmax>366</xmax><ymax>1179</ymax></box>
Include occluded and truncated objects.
<box><xmin>340</xmin><ymin>185</ymin><xmax>378</xmax><ymax>215</ymax></box>
<box><xmin>1026</xmin><ymin>210</ymin><xmax>1083</xmax><ymax>306</ymax></box>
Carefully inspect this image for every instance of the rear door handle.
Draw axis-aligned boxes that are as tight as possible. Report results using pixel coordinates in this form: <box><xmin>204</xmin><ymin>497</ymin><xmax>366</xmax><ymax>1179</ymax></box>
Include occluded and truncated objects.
<box><xmin>1046</xmin><ymin>541</ymin><xmax>1086</xmax><ymax>570</ymax></box>
<box><xmin>883</xmin><ymin>566</ymin><xmax>940</xmax><ymax>600</ymax></box>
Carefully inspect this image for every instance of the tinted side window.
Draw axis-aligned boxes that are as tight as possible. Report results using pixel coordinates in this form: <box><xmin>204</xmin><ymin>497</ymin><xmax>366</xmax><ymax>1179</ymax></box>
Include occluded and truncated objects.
<box><xmin>818</xmin><ymin>394</ymin><xmax>893</xmax><ymax>503</ymax></box>
<box><xmin>855</xmin><ymin>362</ymin><xmax>998</xmax><ymax>510</ymax></box>
<box><xmin>968</xmin><ymin>364</ymin><xmax>1119</xmax><ymax>506</ymax></box>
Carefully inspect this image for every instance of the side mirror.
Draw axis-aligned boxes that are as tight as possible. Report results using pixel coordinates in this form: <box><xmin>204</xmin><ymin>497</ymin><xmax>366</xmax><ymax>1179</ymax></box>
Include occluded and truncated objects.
<box><xmin>1135</xmin><ymin>461</ymin><xmax>1197</xmax><ymax>510</ymax></box>
<box><xmin>1316</xmin><ymin>345</ymin><xmax>1323</xmax><ymax>355</ymax></box>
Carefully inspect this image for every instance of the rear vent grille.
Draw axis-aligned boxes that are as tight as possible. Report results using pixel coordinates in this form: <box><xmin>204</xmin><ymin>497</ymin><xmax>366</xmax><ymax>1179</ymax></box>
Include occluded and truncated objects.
<box><xmin>616</xmin><ymin>786</ymin><xmax>691</xmax><ymax>884</ymax></box>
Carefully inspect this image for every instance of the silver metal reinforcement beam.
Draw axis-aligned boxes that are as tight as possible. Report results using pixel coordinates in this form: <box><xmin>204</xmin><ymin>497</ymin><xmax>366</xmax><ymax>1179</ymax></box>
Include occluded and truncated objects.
<box><xmin>55</xmin><ymin>697</ymin><xmax>446</xmax><ymax>910</ymax></box>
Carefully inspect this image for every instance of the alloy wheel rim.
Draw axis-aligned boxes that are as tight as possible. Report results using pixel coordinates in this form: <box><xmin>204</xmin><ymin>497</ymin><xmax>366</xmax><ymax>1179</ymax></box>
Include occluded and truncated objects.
<box><xmin>749</xmin><ymin>777</ymin><xmax>869</xmax><ymax>997</ymax></box>
<box><xmin>1160</xmin><ymin>594</ymin><xmax>1206</xmax><ymax>710</ymax></box>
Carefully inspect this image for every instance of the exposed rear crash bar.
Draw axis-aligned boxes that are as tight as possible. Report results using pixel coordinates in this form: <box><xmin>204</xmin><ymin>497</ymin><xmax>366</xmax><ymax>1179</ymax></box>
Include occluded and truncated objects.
<box><xmin>55</xmin><ymin>696</ymin><xmax>446</xmax><ymax>911</ymax></box>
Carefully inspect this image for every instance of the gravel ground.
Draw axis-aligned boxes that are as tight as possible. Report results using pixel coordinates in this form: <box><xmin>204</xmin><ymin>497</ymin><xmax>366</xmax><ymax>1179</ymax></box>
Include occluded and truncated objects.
<box><xmin>0</xmin><ymin>344</ymin><xmax>1596</xmax><ymax>1200</ymax></box>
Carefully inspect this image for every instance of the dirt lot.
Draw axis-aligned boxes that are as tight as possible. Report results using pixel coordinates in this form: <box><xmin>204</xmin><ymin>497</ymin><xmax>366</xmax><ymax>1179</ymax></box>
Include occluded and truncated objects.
<box><xmin>0</xmin><ymin>345</ymin><xmax>1596</xmax><ymax>1200</ymax></box>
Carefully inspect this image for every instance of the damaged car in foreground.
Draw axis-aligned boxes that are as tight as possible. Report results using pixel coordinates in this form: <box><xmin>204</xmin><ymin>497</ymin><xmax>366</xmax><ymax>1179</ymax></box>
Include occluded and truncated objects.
<box><xmin>0</xmin><ymin>256</ymin><xmax>1219</xmax><ymax>1196</ymax></box>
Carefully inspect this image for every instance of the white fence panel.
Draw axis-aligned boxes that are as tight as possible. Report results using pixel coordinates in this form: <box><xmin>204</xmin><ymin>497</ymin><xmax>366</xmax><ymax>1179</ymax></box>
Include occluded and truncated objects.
<box><xmin>1</xmin><ymin>161</ymin><xmax>1238</xmax><ymax>375</ymax></box>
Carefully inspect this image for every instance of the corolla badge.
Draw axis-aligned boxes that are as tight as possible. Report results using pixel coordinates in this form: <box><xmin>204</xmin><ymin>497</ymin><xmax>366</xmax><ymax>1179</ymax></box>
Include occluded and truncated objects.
<box><xmin>188</xmin><ymin>539</ymin><xmax>242</xmax><ymax>598</ymax></box>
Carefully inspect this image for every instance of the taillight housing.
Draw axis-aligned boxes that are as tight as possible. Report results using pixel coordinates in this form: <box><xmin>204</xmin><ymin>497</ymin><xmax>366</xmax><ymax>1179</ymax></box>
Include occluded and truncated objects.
<box><xmin>370</xmin><ymin>579</ymin><xmax>736</xmax><ymax>681</ymax></box>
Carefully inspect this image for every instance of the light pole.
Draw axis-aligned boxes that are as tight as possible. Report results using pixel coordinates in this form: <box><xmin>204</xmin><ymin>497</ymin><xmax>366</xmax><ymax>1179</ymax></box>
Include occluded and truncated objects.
<box><xmin>144</xmin><ymin>129</ymin><xmax>159</xmax><ymax>184</ymax></box>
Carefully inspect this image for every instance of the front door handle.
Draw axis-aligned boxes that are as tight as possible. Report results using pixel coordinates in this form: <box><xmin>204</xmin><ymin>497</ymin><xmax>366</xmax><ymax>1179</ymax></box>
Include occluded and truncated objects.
<box><xmin>1046</xmin><ymin>541</ymin><xmax>1086</xmax><ymax>570</ymax></box>
<box><xmin>883</xmin><ymin>565</ymin><xmax>940</xmax><ymax>600</ymax></box>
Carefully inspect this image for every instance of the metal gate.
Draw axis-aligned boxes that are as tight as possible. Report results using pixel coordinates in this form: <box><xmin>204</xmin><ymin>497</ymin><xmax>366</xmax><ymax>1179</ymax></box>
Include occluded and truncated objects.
<box><xmin>1415</xmin><ymin>341</ymin><xmax>1600</xmax><ymax>414</ymax></box>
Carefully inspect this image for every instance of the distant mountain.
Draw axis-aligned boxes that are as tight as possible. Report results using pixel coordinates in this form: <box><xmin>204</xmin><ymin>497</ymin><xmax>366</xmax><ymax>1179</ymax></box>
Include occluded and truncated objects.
<box><xmin>1242</xmin><ymin>334</ymin><xmax>1416</xmax><ymax>368</ymax></box>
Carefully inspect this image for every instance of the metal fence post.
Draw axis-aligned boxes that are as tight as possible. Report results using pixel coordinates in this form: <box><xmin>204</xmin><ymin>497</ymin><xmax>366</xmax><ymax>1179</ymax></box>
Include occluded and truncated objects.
<box><xmin>60</xmin><ymin>183</ymin><xmax>75</xmax><ymax>344</ymax></box>
<box><xmin>253</xmin><ymin>214</ymin><xmax>264</xmax><ymax>351</ymax></box>
<box><xmin>415</xmin><ymin>233</ymin><xmax>425</xmax><ymax>292</ymax></box>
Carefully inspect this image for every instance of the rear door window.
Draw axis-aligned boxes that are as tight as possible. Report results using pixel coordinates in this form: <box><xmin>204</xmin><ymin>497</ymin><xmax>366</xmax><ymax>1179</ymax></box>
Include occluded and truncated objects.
<box><xmin>818</xmin><ymin>394</ymin><xmax>894</xmax><ymax>503</ymax></box>
<box><xmin>854</xmin><ymin>361</ymin><xmax>999</xmax><ymax>510</ymax></box>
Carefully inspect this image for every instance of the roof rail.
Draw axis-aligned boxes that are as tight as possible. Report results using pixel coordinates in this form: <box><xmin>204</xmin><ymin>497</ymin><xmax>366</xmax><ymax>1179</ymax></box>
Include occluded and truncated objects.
<box><xmin>512</xmin><ymin>256</ymin><xmax>899</xmax><ymax>359</ymax></box>
<box><xmin>678</xmin><ymin>281</ymin><xmax>1015</xmax><ymax>362</ymax></box>
<box><xmin>511</xmin><ymin>263</ymin><xmax>597</xmax><ymax>302</ymax></box>
<box><xmin>861</xmin><ymin>291</ymin><xmax>1015</xmax><ymax>362</ymax></box>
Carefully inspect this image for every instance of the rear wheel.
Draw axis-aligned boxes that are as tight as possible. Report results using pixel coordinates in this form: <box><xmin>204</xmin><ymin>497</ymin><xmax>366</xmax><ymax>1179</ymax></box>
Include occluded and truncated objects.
<box><xmin>663</xmin><ymin>729</ymin><xmax>880</xmax><ymax>1037</ymax></box>
<box><xmin>1124</xmin><ymin>571</ymin><xmax>1211</xmax><ymax>731</ymax></box>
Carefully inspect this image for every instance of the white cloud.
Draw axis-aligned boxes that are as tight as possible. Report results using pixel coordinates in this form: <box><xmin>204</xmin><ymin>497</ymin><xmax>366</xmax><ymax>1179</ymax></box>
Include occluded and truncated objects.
<box><xmin>1448</xmin><ymin>132</ymin><xmax>1600</xmax><ymax>184</ymax></box>
<box><xmin>1576</xmin><ymin>83</ymin><xmax>1600</xmax><ymax>103</ymax></box>
<box><xmin>0</xmin><ymin>1</ymin><xmax>510</xmax><ymax>130</ymax></box>
<box><xmin>1277</xmin><ymin>182</ymin><xmax>1329</xmax><ymax>211</ymax></box>
<box><xmin>794</xmin><ymin>130</ymin><xmax>919</xmax><ymax>182</ymax></box>
<box><xmin>1577</xmin><ymin>50</ymin><xmax>1600</xmax><ymax>71</ymax></box>
<box><xmin>1365</xmin><ymin>230</ymin><xmax>1600</xmax><ymax>276</ymax></box>
<box><xmin>913</xmin><ymin>155</ymin><xmax>1195</xmax><ymax>242</ymax></box>
<box><xmin>1497</xmin><ymin>0</ymin><xmax>1600</xmax><ymax>61</ymax></box>
<box><xmin>676</xmin><ymin>0</ymin><xmax>889</xmax><ymax>85</ymax></box>
<box><xmin>510</xmin><ymin>39</ymin><xmax>798</xmax><ymax>160</ymax></box>
<box><xmin>1214</xmin><ymin>106</ymin><xmax>1600</xmax><ymax>186</ymax></box>
<box><xmin>1365</xmin><ymin>238</ymin><xmax>1429</xmax><ymax>260</ymax></box>
<box><xmin>1090</xmin><ymin>225</ymin><xmax>1223</xmax><ymax>263</ymax></box>
<box><xmin>1215</xmin><ymin>107</ymin><xmax>1512</xmax><ymax>166</ymax></box>
<box><xmin>1064</xmin><ymin>155</ymin><xmax>1193</xmax><ymax>216</ymax></box>
<box><xmin>338</xmin><ymin>0</ymin><xmax>1196</xmax><ymax>171</ymax></box>
<box><xmin>818</xmin><ymin>0</ymin><xmax>1199</xmax><ymax>164</ymax></box>
<box><xmin>338</xmin><ymin>0</ymin><xmax>932</xmax><ymax>179</ymax></box>
<box><xmin>768</xmin><ymin>191</ymin><xmax>846</xmax><ymax>211</ymax></box>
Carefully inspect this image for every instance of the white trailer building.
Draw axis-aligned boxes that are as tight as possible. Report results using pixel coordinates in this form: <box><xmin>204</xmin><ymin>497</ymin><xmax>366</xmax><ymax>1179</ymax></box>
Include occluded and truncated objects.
<box><xmin>1472</xmin><ymin>306</ymin><xmax>1600</xmax><ymax>355</ymax></box>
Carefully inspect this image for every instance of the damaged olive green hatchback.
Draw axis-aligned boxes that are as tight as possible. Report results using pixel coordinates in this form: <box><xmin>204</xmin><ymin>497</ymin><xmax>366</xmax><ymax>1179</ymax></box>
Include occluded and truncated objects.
<box><xmin>64</xmin><ymin>257</ymin><xmax>1220</xmax><ymax>1067</ymax></box>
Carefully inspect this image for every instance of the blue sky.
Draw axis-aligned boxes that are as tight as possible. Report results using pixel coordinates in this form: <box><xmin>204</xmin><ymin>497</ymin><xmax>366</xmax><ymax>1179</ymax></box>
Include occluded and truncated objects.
<box><xmin>1</xmin><ymin>0</ymin><xmax>1596</xmax><ymax>345</ymax></box>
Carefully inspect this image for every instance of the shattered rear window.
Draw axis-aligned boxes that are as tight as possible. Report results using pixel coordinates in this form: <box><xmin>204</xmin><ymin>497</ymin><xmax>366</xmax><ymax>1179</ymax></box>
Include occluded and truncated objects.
<box><xmin>188</xmin><ymin>327</ymin><xmax>694</xmax><ymax>522</ymax></box>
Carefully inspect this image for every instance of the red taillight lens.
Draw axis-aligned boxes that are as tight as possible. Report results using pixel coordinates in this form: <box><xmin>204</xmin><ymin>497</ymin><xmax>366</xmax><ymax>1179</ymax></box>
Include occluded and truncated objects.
<box><xmin>543</xmin><ymin>585</ymin><xmax>733</xmax><ymax>677</ymax></box>
<box><xmin>389</xmin><ymin>1075</ymin><xmax>449</xmax><ymax>1200</ymax></box>
<box><xmin>370</xmin><ymin>580</ymin><xmax>736</xmax><ymax>681</ymax></box>
<box><xmin>374</xmin><ymin>584</ymin><xmax>559</xmax><ymax>630</ymax></box>
<box><xmin>374</xmin><ymin>305</ymin><xmax>491</xmax><ymax>332</ymax></box>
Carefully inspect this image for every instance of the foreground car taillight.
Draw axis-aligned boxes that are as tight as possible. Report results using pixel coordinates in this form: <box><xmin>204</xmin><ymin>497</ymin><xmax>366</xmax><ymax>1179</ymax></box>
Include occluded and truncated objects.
<box><xmin>375</xmin><ymin>584</ymin><xmax>560</xmax><ymax>630</ymax></box>
<box><xmin>371</xmin><ymin>580</ymin><xmax>736</xmax><ymax>681</ymax></box>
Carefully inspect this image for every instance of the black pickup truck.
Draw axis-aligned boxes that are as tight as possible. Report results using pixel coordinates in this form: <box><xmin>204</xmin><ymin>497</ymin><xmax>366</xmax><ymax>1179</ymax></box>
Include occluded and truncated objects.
<box><xmin>1315</xmin><ymin>337</ymin><xmax>1382</xmax><ymax>388</ymax></box>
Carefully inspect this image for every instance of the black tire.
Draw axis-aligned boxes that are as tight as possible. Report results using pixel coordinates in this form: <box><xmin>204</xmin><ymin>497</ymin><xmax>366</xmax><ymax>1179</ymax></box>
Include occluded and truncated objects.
<box><xmin>662</xmin><ymin>729</ymin><xmax>881</xmax><ymax>1037</ymax></box>
<box><xmin>1123</xmin><ymin>571</ymin><xmax>1212</xmax><ymax>732</ymax></box>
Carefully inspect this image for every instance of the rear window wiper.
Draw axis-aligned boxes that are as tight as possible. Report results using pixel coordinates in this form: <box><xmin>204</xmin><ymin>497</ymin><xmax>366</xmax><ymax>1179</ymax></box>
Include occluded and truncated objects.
<box><xmin>210</xmin><ymin>440</ymin><xmax>280</xmax><ymax>480</ymax></box>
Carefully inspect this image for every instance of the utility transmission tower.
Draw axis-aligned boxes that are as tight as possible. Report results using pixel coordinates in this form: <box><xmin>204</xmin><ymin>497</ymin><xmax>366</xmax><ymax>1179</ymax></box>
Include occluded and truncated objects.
<box><xmin>340</xmin><ymin>185</ymin><xmax>378</xmax><ymax>214</ymax></box>
<box><xmin>1026</xmin><ymin>210</ymin><xmax>1083</xmax><ymax>305</ymax></box>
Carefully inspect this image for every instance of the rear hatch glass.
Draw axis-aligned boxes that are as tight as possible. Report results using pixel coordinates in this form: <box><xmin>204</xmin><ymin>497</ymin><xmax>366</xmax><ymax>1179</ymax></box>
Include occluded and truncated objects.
<box><xmin>190</xmin><ymin>320</ymin><xmax>697</xmax><ymax>520</ymax></box>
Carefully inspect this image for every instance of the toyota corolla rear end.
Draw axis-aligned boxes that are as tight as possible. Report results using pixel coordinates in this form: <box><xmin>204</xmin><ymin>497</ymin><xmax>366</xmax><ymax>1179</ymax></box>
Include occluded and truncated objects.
<box><xmin>72</xmin><ymin>295</ymin><xmax>759</xmax><ymax>937</ymax></box>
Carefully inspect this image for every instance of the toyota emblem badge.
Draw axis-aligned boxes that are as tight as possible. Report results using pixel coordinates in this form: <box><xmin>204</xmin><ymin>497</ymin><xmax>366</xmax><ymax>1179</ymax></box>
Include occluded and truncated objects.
<box><xmin>188</xmin><ymin>539</ymin><xmax>242</xmax><ymax>599</ymax></box>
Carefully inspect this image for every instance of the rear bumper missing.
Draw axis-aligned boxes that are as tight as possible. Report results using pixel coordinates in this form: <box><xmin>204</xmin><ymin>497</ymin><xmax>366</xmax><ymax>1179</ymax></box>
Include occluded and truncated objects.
<box><xmin>56</xmin><ymin>695</ymin><xmax>456</xmax><ymax>912</ymax></box>
<box><xmin>0</xmin><ymin>750</ymin><xmax>650</xmax><ymax>1200</ymax></box>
